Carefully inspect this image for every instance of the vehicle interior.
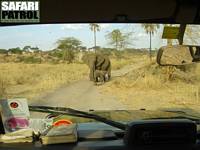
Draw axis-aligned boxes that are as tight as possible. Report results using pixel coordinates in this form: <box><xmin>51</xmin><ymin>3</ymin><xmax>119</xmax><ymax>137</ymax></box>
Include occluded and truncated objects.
<box><xmin>1</xmin><ymin>0</ymin><xmax>200</xmax><ymax>150</ymax></box>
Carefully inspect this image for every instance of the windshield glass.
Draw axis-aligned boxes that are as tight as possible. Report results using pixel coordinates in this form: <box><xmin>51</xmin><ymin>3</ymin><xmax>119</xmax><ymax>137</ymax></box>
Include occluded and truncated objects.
<box><xmin>0</xmin><ymin>23</ymin><xmax>200</xmax><ymax>120</ymax></box>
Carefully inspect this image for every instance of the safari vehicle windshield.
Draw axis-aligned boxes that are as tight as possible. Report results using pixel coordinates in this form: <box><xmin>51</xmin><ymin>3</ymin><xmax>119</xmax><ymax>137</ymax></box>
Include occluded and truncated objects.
<box><xmin>1</xmin><ymin>23</ymin><xmax>200</xmax><ymax>121</ymax></box>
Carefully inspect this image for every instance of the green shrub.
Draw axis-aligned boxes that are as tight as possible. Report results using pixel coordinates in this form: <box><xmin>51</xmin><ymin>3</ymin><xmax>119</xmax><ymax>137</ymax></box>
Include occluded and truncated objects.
<box><xmin>8</xmin><ymin>47</ymin><xmax>22</xmax><ymax>54</ymax></box>
<box><xmin>21</xmin><ymin>56</ymin><xmax>42</xmax><ymax>64</ymax></box>
<box><xmin>0</xmin><ymin>49</ymin><xmax>7</xmax><ymax>54</ymax></box>
<box><xmin>50</xmin><ymin>51</ymin><xmax>63</xmax><ymax>58</ymax></box>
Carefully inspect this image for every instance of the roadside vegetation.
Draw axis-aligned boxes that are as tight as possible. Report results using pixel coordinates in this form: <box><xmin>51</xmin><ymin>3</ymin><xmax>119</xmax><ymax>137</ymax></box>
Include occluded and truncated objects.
<box><xmin>0</xmin><ymin>47</ymin><xmax>146</xmax><ymax>100</ymax></box>
<box><xmin>1</xmin><ymin>23</ymin><xmax>200</xmax><ymax>111</ymax></box>
<box><xmin>0</xmin><ymin>63</ymin><xmax>88</xmax><ymax>99</ymax></box>
<box><xmin>100</xmin><ymin>59</ymin><xmax>200</xmax><ymax>110</ymax></box>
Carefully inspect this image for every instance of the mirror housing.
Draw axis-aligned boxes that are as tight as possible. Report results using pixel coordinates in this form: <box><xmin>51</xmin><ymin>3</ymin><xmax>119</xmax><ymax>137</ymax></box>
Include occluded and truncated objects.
<box><xmin>157</xmin><ymin>45</ymin><xmax>200</xmax><ymax>66</ymax></box>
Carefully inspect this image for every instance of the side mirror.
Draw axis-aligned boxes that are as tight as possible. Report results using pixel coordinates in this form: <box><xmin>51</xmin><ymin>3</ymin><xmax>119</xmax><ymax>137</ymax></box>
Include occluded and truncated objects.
<box><xmin>157</xmin><ymin>45</ymin><xmax>200</xmax><ymax>66</ymax></box>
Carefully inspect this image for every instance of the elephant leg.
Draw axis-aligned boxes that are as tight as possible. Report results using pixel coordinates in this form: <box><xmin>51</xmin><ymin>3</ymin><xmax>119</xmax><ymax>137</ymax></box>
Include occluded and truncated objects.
<box><xmin>94</xmin><ymin>70</ymin><xmax>106</xmax><ymax>84</ymax></box>
<box><xmin>104</xmin><ymin>72</ymin><xmax>109</xmax><ymax>82</ymax></box>
<box><xmin>106</xmin><ymin>62</ymin><xmax>111</xmax><ymax>81</ymax></box>
<box><xmin>100</xmin><ymin>55</ymin><xmax>111</xmax><ymax>81</ymax></box>
<box><xmin>89</xmin><ymin>70</ymin><xmax>95</xmax><ymax>81</ymax></box>
<box><xmin>88</xmin><ymin>57</ymin><xmax>96</xmax><ymax>81</ymax></box>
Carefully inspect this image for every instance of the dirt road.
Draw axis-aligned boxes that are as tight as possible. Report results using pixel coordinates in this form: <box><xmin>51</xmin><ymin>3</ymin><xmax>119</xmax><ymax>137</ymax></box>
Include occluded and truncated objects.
<box><xmin>29</xmin><ymin>61</ymin><xmax>146</xmax><ymax>116</ymax></box>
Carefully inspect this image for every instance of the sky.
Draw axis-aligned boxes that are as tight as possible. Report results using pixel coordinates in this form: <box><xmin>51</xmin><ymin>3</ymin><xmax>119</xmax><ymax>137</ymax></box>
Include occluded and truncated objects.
<box><xmin>0</xmin><ymin>23</ymin><xmax>169</xmax><ymax>51</ymax></box>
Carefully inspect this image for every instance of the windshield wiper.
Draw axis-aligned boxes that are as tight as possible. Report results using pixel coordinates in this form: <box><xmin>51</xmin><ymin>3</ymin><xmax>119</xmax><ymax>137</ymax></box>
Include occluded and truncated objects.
<box><xmin>29</xmin><ymin>106</ymin><xmax>200</xmax><ymax>131</ymax></box>
<box><xmin>29</xmin><ymin>105</ymin><xmax>126</xmax><ymax>130</ymax></box>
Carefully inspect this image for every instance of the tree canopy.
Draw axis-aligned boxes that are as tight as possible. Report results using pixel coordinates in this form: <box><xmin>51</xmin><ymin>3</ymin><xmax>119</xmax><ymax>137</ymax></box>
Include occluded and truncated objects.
<box><xmin>57</xmin><ymin>37</ymin><xmax>82</xmax><ymax>50</ymax></box>
<box><xmin>89</xmin><ymin>23</ymin><xmax>100</xmax><ymax>32</ymax></box>
<box><xmin>56</xmin><ymin>37</ymin><xmax>82</xmax><ymax>63</ymax></box>
<box><xmin>106</xmin><ymin>29</ymin><xmax>133</xmax><ymax>50</ymax></box>
<box><xmin>141</xmin><ymin>24</ymin><xmax>160</xmax><ymax>35</ymax></box>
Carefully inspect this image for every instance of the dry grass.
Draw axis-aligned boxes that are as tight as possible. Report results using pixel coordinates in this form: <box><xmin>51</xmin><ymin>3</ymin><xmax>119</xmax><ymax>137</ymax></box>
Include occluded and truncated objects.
<box><xmin>0</xmin><ymin>55</ymin><xmax>139</xmax><ymax>100</ymax></box>
<box><xmin>100</xmin><ymin>60</ymin><xmax>200</xmax><ymax>111</ymax></box>
<box><xmin>111</xmin><ymin>59</ymin><xmax>135</xmax><ymax>70</ymax></box>
<box><xmin>0</xmin><ymin>63</ymin><xmax>88</xmax><ymax>99</ymax></box>
<box><xmin>111</xmin><ymin>54</ymin><xmax>148</xmax><ymax>70</ymax></box>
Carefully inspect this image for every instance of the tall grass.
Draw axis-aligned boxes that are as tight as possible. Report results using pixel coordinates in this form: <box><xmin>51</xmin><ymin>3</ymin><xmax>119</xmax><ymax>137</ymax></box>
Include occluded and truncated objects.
<box><xmin>0</xmin><ymin>53</ymin><xmax>142</xmax><ymax>99</ymax></box>
<box><xmin>111</xmin><ymin>55</ymin><xmax>148</xmax><ymax>70</ymax></box>
<box><xmin>0</xmin><ymin>75</ymin><xmax>8</xmax><ymax>98</ymax></box>
<box><xmin>101</xmin><ymin>61</ymin><xmax>200</xmax><ymax>109</ymax></box>
<box><xmin>0</xmin><ymin>63</ymin><xmax>88</xmax><ymax>99</ymax></box>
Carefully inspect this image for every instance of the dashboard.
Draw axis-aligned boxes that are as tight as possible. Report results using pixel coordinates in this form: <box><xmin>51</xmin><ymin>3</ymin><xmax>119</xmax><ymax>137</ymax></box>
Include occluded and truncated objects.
<box><xmin>0</xmin><ymin>122</ymin><xmax>200</xmax><ymax>150</ymax></box>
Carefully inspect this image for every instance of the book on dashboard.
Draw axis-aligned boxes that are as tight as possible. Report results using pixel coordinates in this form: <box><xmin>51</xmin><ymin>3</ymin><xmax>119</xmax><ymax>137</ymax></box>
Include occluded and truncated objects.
<box><xmin>0</xmin><ymin>98</ymin><xmax>30</xmax><ymax>133</ymax></box>
<box><xmin>0</xmin><ymin>128</ymin><xmax>33</xmax><ymax>143</ymax></box>
<box><xmin>40</xmin><ymin>124</ymin><xmax>78</xmax><ymax>145</ymax></box>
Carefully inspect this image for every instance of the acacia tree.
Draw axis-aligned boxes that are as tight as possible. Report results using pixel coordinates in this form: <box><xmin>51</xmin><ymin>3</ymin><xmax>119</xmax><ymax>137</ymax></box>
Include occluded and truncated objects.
<box><xmin>56</xmin><ymin>37</ymin><xmax>82</xmax><ymax>63</ymax></box>
<box><xmin>23</xmin><ymin>46</ymin><xmax>31</xmax><ymax>51</ymax></box>
<box><xmin>141</xmin><ymin>24</ymin><xmax>160</xmax><ymax>60</ymax></box>
<box><xmin>119</xmin><ymin>32</ymin><xmax>133</xmax><ymax>49</ymax></box>
<box><xmin>106</xmin><ymin>29</ymin><xmax>132</xmax><ymax>50</ymax></box>
<box><xmin>89</xmin><ymin>23</ymin><xmax>100</xmax><ymax>52</ymax></box>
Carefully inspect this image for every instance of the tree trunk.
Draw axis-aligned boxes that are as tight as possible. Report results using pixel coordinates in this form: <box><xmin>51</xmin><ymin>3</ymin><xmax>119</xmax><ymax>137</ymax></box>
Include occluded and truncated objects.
<box><xmin>149</xmin><ymin>31</ymin><xmax>152</xmax><ymax>61</ymax></box>
<box><xmin>94</xmin><ymin>29</ymin><xmax>96</xmax><ymax>53</ymax></box>
<box><xmin>63</xmin><ymin>49</ymin><xmax>67</xmax><ymax>61</ymax></box>
<box><xmin>116</xmin><ymin>40</ymin><xmax>118</xmax><ymax>50</ymax></box>
<box><xmin>115</xmin><ymin>37</ymin><xmax>118</xmax><ymax>50</ymax></box>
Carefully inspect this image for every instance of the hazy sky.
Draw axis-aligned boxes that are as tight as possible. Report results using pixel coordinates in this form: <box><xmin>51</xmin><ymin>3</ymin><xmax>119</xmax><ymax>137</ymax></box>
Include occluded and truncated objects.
<box><xmin>0</xmin><ymin>23</ymin><xmax>169</xmax><ymax>50</ymax></box>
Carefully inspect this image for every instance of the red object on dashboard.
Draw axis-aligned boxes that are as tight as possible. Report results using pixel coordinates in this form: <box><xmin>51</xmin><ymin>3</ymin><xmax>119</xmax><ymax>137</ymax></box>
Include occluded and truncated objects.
<box><xmin>10</xmin><ymin>102</ymin><xmax>19</xmax><ymax>108</ymax></box>
<box><xmin>53</xmin><ymin>119</ymin><xmax>73</xmax><ymax>126</ymax></box>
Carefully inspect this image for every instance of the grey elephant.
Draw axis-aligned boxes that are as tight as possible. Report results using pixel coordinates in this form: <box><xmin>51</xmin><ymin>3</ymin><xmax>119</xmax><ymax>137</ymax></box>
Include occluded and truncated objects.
<box><xmin>94</xmin><ymin>70</ymin><xmax>110</xmax><ymax>85</ymax></box>
<box><xmin>82</xmin><ymin>53</ymin><xmax>111</xmax><ymax>83</ymax></box>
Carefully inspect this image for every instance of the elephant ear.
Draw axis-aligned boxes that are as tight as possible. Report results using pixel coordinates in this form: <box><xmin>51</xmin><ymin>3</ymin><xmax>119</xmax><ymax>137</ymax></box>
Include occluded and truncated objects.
<box><xmin>96</xmin><ymin>54</ymin><xmax>106</xmax><ymax>68</ymax></box>
<box><xmin>101</xmin><ymin>55</ymin><xmax>110</xmax><ymax>70</ymax></box>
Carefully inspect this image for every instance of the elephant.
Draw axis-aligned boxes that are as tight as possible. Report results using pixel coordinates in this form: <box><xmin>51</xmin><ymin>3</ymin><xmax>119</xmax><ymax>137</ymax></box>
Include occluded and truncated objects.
<box><xmin>82</xmin><ymin>53</ymin><xmax>111</xmax><ymax>83</ymax></box>
<box><xmin>94</xmin><ymin>70</ymin><xmax>110</xmax><ymax>85</ymax></box>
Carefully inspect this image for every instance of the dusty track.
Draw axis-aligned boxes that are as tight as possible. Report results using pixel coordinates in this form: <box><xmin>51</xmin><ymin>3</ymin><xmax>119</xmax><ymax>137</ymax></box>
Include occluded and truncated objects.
<box><xmin>29</xmin><ymin>61</ymin><xmax>146</xmax><ymax>117</ymax></box>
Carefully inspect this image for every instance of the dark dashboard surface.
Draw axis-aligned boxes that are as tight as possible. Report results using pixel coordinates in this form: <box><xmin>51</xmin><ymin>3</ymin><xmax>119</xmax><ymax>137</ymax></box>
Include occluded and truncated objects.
<box><xmin>0</xmin><ymin>123</ymin><xmax>200</xmax><ymax>150</ymax></box>
<box><xmin>0</xmin><ymin>137</ymin><xmax>200</xmax><ymax>150</ymax></box>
